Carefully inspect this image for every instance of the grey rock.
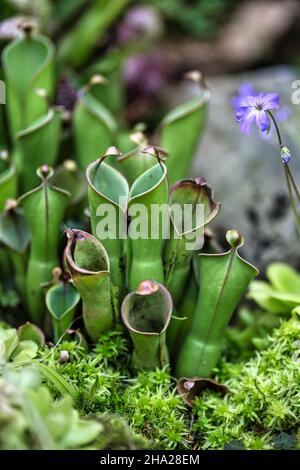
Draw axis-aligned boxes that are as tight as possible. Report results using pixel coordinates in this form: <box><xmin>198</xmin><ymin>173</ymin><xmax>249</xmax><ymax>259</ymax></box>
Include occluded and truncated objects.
<box><xmin>191</xmin><ymin>66</ymin><xmax>300</xmax><ymax>271</ymax></box>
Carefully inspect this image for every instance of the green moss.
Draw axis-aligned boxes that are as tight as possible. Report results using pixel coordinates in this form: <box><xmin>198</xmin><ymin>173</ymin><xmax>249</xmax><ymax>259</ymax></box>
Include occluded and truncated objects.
<box><xmin>192</xmin><ymin>316</ymin><xmax>300</xmax><ymax>450</ymax></box>
<box><xmin>115</xmin><ymin>369</ymin><xmax>188</xmax><ymax>449</ymax></box>
<box><xmin>38</xmin><ymin>331</ymin><xmax>189</xmax><ymax>449</ymax></box>
<box><xmin>33</xmin><ymin>316</ymin><xmax>300</xmax><ymax>450</ymax></box>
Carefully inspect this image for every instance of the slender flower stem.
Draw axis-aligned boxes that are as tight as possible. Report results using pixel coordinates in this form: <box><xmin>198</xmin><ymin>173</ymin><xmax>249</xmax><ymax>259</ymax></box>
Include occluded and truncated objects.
<box><xmin>267</xmin><ymin>110</ymin><xmax>283</xmax><ymax>147</ymax></box>
<box><xmin>283</xmin><ymin>164</ymin><xmax>300</xmax><ymax>235</ymax></box>
<box><xmin>286</xmin><ymin>164</ymin><xmax>300</xmax><ymax>203</ymax></box>
<box><xmin>267</xmin><ymin>110</ymin><xmax>300</xmax><ymax>235</ymax></box>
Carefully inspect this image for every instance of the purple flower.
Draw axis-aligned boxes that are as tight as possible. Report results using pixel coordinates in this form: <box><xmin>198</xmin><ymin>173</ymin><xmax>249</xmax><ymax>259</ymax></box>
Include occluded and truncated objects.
<box><xmin>236</xmin><ymin>92</ymin><xmax>280</xmax><ymax>133</ymax></box>
<box><xmin>231</xmin><ymin>83</ymin><xmax>258</xmax><ymax>112</ymax></box>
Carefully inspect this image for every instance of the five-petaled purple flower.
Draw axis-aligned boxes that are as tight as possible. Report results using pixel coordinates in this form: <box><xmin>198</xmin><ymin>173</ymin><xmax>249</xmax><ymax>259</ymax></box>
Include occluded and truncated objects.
<box><xmin>236</xmin><ymin>92</ymin><xmax>279</xmax><ymax>134</ymax></box>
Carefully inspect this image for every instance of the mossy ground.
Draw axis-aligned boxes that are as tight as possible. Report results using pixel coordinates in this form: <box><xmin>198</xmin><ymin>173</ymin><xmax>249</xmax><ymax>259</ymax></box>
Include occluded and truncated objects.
<box><xmin>36</xmin><ymin>317</ymin><xmax>300</xmax><ymax>450</ymax></box>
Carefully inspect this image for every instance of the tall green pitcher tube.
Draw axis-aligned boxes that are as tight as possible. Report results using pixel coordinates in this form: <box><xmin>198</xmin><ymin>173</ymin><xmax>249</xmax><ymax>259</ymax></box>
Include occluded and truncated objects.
<box><xmin>19</xmin><ymin>165</ymin><xmax>69</xmax><ymax>325</ymax></box>
<box><xmin>160</xmin><ymin>73</ymin><xmax>210</xmax><ymax>184</ymax></box>
<box><xmin>128</xmin><ymin>162</ymin><xmax>169</xmax><ymax>290</ymax></box>
<box><xmin>2</xmin><ymin>27</ymin><xmax>55</xmax><ymax>140</ymax></box>
<box><xmin>86</xmin><ymin>151</ymin><xmax>128</xmax><ymax>297</ymax></box>
<box><xmin>121</xmin><ymin>280</ymin><xmax>172</xmax><ymax>370</ymax></box>
<box><xmin>0</xmin><ymin>151</ymin><xmax>17</xmax><ymax>211</ymax></box>
<box><xmin>164</xmin><ymin>177</ymin><xmax>220</xmax><ymax>306</ymax></box>
<box><xmin>16</xmin><ymin>106</ymin><xmax>61</xmax><ymax>193</ymax></box>
<box><xmin>64</xmin><ymin>229</ymin><xmax>115</xmax><ymax>341</ymax></box>
<box><xmin>175</xmin><ymin>230</ymin><xmax>258</xmax><ymax>378</ymax></box>
<box><xmin>73</xmin><ymin>76</ymin><xmax>117</xmax><ymax>171</ymax></box>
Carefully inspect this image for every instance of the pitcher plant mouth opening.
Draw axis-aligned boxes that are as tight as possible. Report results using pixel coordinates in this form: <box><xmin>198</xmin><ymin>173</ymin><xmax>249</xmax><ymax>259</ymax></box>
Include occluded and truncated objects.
<box><xmin>64</xmin><ymin>228</ymin><xmax>110</xmax><ymax>275</ymax></box>
<box><xmin>121</xmin><ymin>280</ymin><xmax>172</xmax><ymax>336</ymax></box>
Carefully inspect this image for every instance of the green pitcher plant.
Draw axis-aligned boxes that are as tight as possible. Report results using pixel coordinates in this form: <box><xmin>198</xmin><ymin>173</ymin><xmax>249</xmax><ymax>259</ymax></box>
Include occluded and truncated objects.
<box><xmin>0</xmin><ymin>21</ymin><xmax>265</xmax><ymax>388</ymax></box>
<box><xmin>164</xmin><ymin>177</ymin><xmax>220</xmax><ymax>305</ymax></box>
<box><xmin>117</xmin><ymin>133</ymin><xmax>163</xmax><ymax>185</ymax></box>
<box><xmin>0</xmin><ymin>151</ymin><xmax>17</xmax><ymax>212</ymax></box>
<box><xmin>0</xmin><ymin>199</ymin><xmax>30</xmax><ymax>300</ymax></box>
<box><xmin>164</xmin><ymin>178</ymin><xmax>220</xmax><ymax>353</ymax></box>
<box><xmin>50</xmin><ymin>160</ymin><xmax>87</xmax><ymax>217</ymax></box>
<box><xmin>64</xmin><ymin>228</ymin><xmax>116</xmax><ymax>341</ymax></box>
<box><xmin>19</xmin><ymin>165</ymin><xmax>70</xmax><ymax>325</ymax></box>
<box><xmin>176</xmin><ymin>230</ymin><xmax>259</xmax><ymax>378</ymax></box>
<box><xmin>128</xmin><ymin>160</ymin><xmax>169</xmax><ymax>290</ymax></box>
<box><xmin>15</xmin><ymin>95</ymin><xmax>62</xmax><ymax>193</ymax></box>
<box><xmin>121</xmin><ymin>280</ymin><xmax>172</xmax><ymax>370</ymax></box>
<box><xmin>86</xmin><ymin>149</ymin><xmax>128</xmax><ymax>297</ymax></box>
<box><xmin>3</xmin><ymin>23</ymin><xmax>55</xmax><ymax>140</ymax></box>
<box><xmin>73</xmin><ymin>76</ymin><xmax>117</xmax><ymax>171</ymax></box>
<box><xmin>87</xmin><ymin>149</ymin><xmax>169</xmax><ymax>293</ymax></box>
<box><xmin>160</xmin><ymin>72</ymin><xmax>210</xmax><ymax>184</ymax></box>
<box><xmin>46</xmin><ymin>272</ymin><xmax>81</xmax><ymax>343</ymax></box>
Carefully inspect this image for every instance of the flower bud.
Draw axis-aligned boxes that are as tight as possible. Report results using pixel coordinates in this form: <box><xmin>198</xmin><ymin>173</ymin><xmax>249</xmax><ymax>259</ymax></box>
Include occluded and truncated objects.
<box><xmin>281</xmin><ymin>146</ymin><xmax>291</xmax><ymax>164</ymax></box>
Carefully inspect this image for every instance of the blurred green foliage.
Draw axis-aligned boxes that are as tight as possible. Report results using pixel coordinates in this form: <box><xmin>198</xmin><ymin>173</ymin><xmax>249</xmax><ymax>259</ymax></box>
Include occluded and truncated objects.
<box><xmin>147</xmin><ymin>0</ymin><xmax>235</xmax><ymax>39</ymax></box>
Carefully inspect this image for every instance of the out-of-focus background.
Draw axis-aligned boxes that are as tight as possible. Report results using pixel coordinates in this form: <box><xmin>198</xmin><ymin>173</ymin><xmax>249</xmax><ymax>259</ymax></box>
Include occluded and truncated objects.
<box><xmin>1</xmin><ymin>0</ymin><xmax>300</xmax><ymax>268</ymax></box>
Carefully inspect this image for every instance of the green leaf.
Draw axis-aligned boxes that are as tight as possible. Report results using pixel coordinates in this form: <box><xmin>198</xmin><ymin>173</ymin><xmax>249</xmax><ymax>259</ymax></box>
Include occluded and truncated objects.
<box><xmin>62</xmin><ymin>418</ymin><xmax>103</xmax><ymax>449</ymax></box>
<box><xmin>35</xmin><ymin>362</ymin><xmax>78</xmax><ymax>402</ymax></box>
<box><xmin>0</xmin><ymin>325</ymin><xmax>39</xmax><ymax>367</ymax></box>
<box><xmin>248</xmin><ymin>262</ymin><xmax>300</xmax><ymax>314</ymax></box>
<box><xmin>248</xmin><ymin>280</ymin><xmax>300</xmax><ymax>314</ymax></box>
<box><xmin>44</xmin><ymin>395</ymin><xmax>76</xmax><ymax>442</ymax></box>
<box><xmin>23</xmin><ymin>387</ymin><xmax>57</xmax><ymax>450</ymax></box>
<box><xmin>58</xmin><ymin>0</ymin><xmax>129</xmax><ymax>66</ymax></box>
<box><xmin>266</xmin><ymin>262</ymin><xmax>300</xmax><ymax>294</ymax></box>
<box><xmin>0</xmin><ymin>327</ymin><xmax>18</xmax><ymax>363</ymax></box>
<box><xmin>18</xmin><ymin>322</ymin><xmax>45</xmax><ymax>348</ymax></box>
<box><xmin>11</xmin><ymin>340</ymin><xmax>38</xmax><ymax>366</ymax></box>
